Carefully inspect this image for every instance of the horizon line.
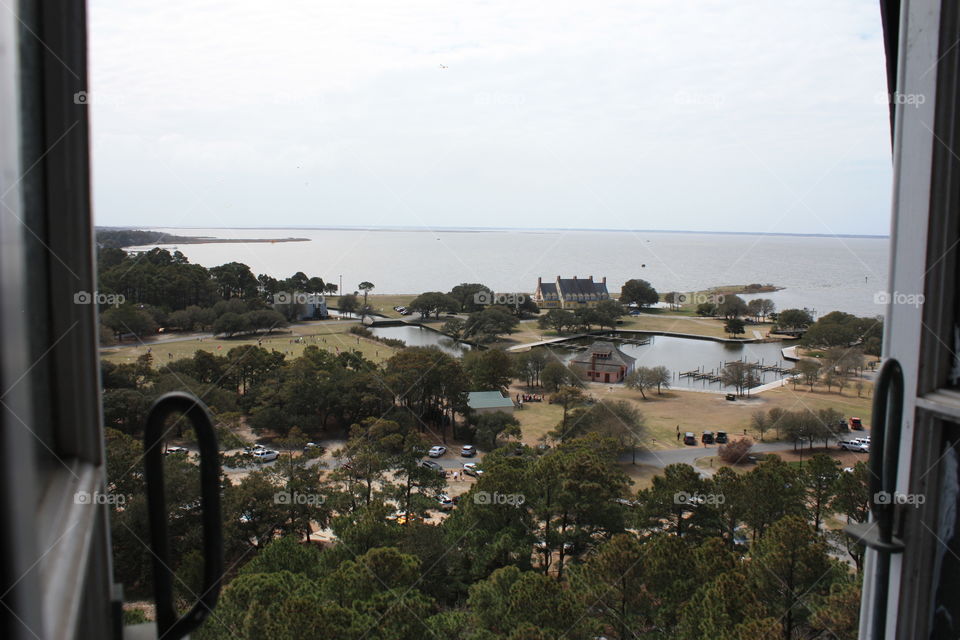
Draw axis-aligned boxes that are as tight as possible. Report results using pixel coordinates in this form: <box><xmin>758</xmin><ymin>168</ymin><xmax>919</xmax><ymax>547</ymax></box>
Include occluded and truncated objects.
<box><xmin>96</xmin><ymin>224</ymin><xmax>890</xmax><ymax>240</ymax></box>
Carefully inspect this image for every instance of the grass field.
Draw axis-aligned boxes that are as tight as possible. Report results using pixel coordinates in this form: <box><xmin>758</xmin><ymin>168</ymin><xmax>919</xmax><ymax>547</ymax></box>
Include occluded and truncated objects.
<box><xmin>508</xmin><ymin>378</ymin><xmax>874</xmax><ymax>451</ymax></box>
<box><xmin>102</xmin><ymin>320</ymin><xmax>400</xmax><ymax>366</ymax></box>
<box><xmin>617</xmin><ymin>315</ymin><xmax>777</xmax><ymax>339</ymax></box>
<box><xmin>357</xmin><ymin>294</ymin><xmax>419</xmax><ymax>318</ymax></box>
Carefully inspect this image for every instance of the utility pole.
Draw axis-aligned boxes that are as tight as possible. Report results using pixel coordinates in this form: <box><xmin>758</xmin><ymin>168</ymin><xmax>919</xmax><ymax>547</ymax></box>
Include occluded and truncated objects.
<box><xmin>339</xmin><ymin>274</ymin><xmax>342</xmax><ymax>295</ymax></box>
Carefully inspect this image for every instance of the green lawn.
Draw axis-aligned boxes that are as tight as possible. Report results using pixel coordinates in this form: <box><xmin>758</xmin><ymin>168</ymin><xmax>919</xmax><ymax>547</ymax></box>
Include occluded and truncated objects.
<box><xmin>616</xmin><ymin>315</ymin><xmax>776</xmax><ymax>340</ymax></box>
<box><xmin>102</xmin><ymin>320</ymin><xmax>399</xmax><ymax>366</ymax></box>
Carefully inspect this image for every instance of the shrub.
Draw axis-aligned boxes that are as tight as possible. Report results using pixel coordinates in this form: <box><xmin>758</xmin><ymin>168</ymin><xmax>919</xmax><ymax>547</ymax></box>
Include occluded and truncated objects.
<box><xmin>719</xmin><ymin>437</ymin><xmax>754</xmax><ymax>464</ymax></box>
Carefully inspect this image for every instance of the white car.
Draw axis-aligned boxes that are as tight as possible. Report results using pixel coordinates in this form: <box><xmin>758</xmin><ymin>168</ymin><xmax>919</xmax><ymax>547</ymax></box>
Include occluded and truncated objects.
<box><xmin>428</xmin><ymin>445</ymin><xmax>446</xmax><ymax>458</ymax></box>
<box><xmin>463</xmin><ymin>463</ymin><xmax>483</xmax><ymax>477</ymax></box>
<box><xmin>435</xmin><ymin>495</ymin><xmax>455</xmax><ymax>511</ymax></box>
<box><xmin>839</xmin><ymin>440</ymin><xmax>869</xmax><ymax>452</ymax></box>
<box><xmin>253</xmin><ymin>449</ymin><xmax>279</xmax><ymax>462</ymax></box>
<box><xmin>163</xmin><ymin>446</ymin><xmax>188</xmax><ymax>456</ymax></box>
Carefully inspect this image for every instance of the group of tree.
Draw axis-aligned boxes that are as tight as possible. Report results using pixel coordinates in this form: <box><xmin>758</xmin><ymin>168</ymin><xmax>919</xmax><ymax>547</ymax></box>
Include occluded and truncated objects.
<box><xmin>791</xmin><ymin>346</ymin><xmax>871</xmax><ymax>394</ymax></box>
<box><xmin>624</xmin><ymin>365</ymin><xmax>671</xmax><ymax>398</ymax></box>
<box><xmin>101</xmin><ymin>331</ymin><xmax>868</xmax><ymax>639</ymax></box>
<box><xmin>619</xmin><ymin>278</ymin><xmax>658</xmax><ymax>308</ymax></box>
<box><xmin>772</xmin><ymin>307</ymin><xmax>815</xmax><ymax>330</ymax></box>
<box><xmin>750</xmin><ymin>406</ymin><xmax>849</xmax><ymax>447</ymax></box>
<box><xmin>120</xmin><ymin>441</ymin><xmax>867</xmax><ymax>640</ymax></box>
<box><xmin>410</xmin><ymin>283</ymin><xmax>540</xmax><ymax>321</ymax></box>
<box><xmin>96</xmin><ymin>247</ymin><xmax>337</xmax><ymax>340</ymax></box>
<box><xmin>801</xmin><ymin>311</ymin><xmax>883</xmax><ymax>356</ymax></box>
<box><xmin>696</xmin><ymin>295</ymin><xmax>775</xmax><ymax>322</ymax></box>
<box><xmin>536</xmin><ymin>300</ymin><xmax>625</xmax><ymax>334</ymax></box>
<box><xmin>102</xmin><ymin>344</ymin><xmax>475</xmax><ymax>443</ymax></box>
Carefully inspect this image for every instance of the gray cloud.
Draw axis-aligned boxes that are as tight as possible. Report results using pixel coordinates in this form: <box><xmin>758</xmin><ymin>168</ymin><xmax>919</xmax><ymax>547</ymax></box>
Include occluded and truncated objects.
<box><xmin>89</xmin><ymin>0</ymin><xmax>892</xmax><ymax>235</ymax></box>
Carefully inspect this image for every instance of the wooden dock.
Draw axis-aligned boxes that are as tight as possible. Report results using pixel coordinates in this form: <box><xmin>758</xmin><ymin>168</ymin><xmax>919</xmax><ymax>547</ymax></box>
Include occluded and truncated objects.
<box><xmin>679</xmin><ymin>368</ymin><xmax>722</xmax><ymax>382</ymax></box>
<box><xmin>679</xmin><ymin>360</ymin><xmax>791</xmax><ymax>384</ymax></box>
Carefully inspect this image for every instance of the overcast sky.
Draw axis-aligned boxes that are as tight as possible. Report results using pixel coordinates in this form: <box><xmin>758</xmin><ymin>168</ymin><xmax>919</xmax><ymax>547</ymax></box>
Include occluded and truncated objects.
<box><xmin>88</xmin><ymin>0</ymin><xmax>892</xmax><ymax>235</ymax></box>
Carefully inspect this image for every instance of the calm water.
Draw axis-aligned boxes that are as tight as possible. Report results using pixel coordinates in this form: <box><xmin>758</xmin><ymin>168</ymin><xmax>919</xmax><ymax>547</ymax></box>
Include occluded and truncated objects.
<box><xmin>131</xmin><ymin>227</ymin><xmax>889</xmax><ymax>317</ymax></box>
<box><xmin>369</xmin><ymin>325</ymin><xmax>471</xmax><ymax>356</ymax></box>
<box><xmin>367</xmin><ymin>324</ymin><xmax>792</xmax><ymax>390</ymax></box>
<box><xmin>552</xmin><ymin>334</ymin><xmax>793</xmax><ymax>390</ymax></box>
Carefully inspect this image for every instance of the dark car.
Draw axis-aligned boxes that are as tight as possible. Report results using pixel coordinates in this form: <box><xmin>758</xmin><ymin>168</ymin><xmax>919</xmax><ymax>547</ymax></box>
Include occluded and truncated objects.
<box><xmin>419</xmin><ymin>459</ymin><xmax>446</xmax><ymax>475</ymax></box>
<box><xmin>683</xmin><ymin>432</ymin><xmax>696</xmax><ymax>446</ymax></box>
<box><xmin>715</xmin><ymin>431</ymin><xmax>728</xmax><ymax>444</ymax></box>
<box><xmin>701</xmin><ymin>431</ymin><xmax>715</xmax><ymax>444</ymax></box>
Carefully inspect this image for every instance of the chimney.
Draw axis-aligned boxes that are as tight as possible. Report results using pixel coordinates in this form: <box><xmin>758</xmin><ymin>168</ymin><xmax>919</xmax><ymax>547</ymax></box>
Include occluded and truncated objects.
<box><xmin>537</xmin><ymin>277</ymin><xmax>542</xmax><ymax>286</ymax></box>
<box><xmin>602</xmin><ymin>276</ymin><xmax>607</xmax><ymax>284</ymax></box>
<box><xmin>573</xmin><ymin>275</ymin><xmax>577</xmax><ymax>280</ymax></box>
<box><xmin>589</xmin><ymin>275</ymin><xmax>593</xmax><ymax>281</ymax></box>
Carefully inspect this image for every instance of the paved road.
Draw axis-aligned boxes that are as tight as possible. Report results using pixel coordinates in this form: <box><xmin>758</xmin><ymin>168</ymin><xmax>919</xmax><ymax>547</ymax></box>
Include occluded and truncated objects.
<box><xmin>630</xmin><ymin>440</ymin><xmax>798</xmax><ymax>469</ymax></box>
<box><xmin>198</xmin><ymin>437</ymin><xmax>861</xmax><ymax>481</ymax></box>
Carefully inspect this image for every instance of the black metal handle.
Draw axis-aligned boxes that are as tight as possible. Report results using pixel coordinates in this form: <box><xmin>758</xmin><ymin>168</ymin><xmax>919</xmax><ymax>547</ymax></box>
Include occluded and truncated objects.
<box><xmin>870</xmin><ymin>358</ymin><xmax>905</xmax><ymax>542</ymax></box>
<box><xmin>843</xmin><ymin>358</ymin><xmax>904</xmax><ymax>640</ymax></box>
<box><xmin>144</xmin><ymin>392</ymin><xmax>223</xmax><ymax>639</ymax></box>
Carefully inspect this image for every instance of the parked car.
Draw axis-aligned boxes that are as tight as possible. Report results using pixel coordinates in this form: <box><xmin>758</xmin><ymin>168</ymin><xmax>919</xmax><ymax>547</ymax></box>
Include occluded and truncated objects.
<box><xmin>683</xmin><ymin>432</ymin><xmax>697</xmax><ymax>446</ymax></box>
<box><xmin>303</xmin><ymin>442</ymin><xmax>325</xmax><ymax>454</ymax></box>
<box><xmin>460</xmin><ymin>445</ymin><xmax>476</xmax><ymax>457</ymax></box>
<box><xmin>715</xmin><ymin>431</ymin><xmax>728</xmax><ymax>444</ymax></box>
<box><xmin>419</xmin><ymin>459</ymin><xmax>446</xmax><ymax>475</ymax></box>
<box><xmin>839</xmin><ymin>439</ymin><xmax>869</xmax><ymax>452</ymax></box>
<box><xmin>435</xmin><ymin>495</ymin><xmax>455</xmax><ymax>511</ymax></box>
<box><xmin>849</xmin><ymin>417</ymin><xmax>864</xmax><ymax>430</ymax></box>
<box><xmin>243</xmin><ymin>444</ymin><xmax>266</xmax><ymax>454</ymax></box>
<box><xmin>253</xmin><ymin>449</ymin><xmax>279</xmax><ymax>462</ymax></box>
<box><xmin>463</xmin><ymin>463</ymin><xmax>483</xmax><ymax>477</ymax></box>
<box><xmin>163</xmin><ymin>446</ymin><xmax>188</xmax><ymax>455</ymax></box>
<box><xmin>701</xmin><ymin>431</ymin><xmax>715</xmax><ymax>444</ymax></box>
<box><xmin>428</xmin><ymin>445</ymin><xmax>447</xmax><ymax>457</ymax></box>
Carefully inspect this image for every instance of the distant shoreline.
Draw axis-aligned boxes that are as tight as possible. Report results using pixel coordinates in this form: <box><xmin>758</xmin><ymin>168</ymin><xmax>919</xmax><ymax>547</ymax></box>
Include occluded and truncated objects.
<box><xmin>95</xmin><ymin>228</ymin><xmax>310</xmax><ymax>249</ymax></box>
<box><xmin>138</xmin><ymin>237</ymin><xmax>310</xmax><ymax>245</ymax></box>
<box><xmin>99</xmin><ymin>225</ymin><xmax>890</xmax><ymax>240</ymax></box>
